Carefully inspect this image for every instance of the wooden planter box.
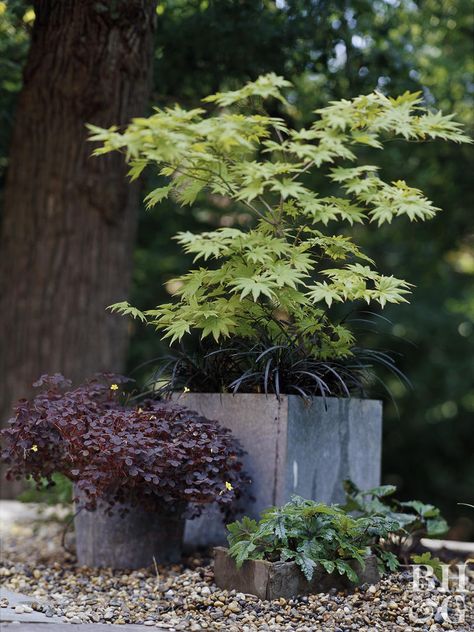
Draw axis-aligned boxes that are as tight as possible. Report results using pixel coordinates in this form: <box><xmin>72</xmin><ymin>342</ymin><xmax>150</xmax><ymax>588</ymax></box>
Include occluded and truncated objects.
<box><xmin>174</xmin><ymin>393</ymin><xmax>382</xmax><ymax>548</ymax></box>
<box><xmin>214</xmin><ymin>547</ymin><xmax>380</xmax><ymax>600</ymax></box>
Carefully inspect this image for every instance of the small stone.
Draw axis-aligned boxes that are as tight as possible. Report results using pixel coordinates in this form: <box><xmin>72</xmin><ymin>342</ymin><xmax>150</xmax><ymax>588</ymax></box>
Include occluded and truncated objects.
<box><xmin>14</xmin><ymin>605</ymin><xmax>25</xmax><ymax>614</ymax></box>
<box><xmin>434</xmin><ymin>611</ymin><xmax>445</xmax><ymax>624</ymax></box>
<box><xmin>2</xmin><ymin>514</ymin><xmax>461</xmax><ymax>632</ymax></box>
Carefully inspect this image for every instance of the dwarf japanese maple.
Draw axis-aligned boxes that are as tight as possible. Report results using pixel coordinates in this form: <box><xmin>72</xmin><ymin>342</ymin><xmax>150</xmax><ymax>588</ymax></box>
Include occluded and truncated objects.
<box><xmin>88</xmin><ymin>75</ymin><xmax>470</xmax><ymax>395</ymax></box>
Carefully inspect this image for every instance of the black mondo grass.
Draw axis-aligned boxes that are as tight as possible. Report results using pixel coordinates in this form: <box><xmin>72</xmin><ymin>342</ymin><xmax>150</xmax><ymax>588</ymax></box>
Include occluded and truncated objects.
<box><xmin>135</xmin><ymin>315</ymin><xmax>410</xmax><ymax>403</ymax></box>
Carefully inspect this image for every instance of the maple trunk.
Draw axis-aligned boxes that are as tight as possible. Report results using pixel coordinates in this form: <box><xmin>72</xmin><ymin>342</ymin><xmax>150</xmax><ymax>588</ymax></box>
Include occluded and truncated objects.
<box><xmin>0</xmin><ymin>0</ymin><xmax>156</xmax><ymax>496</ymax></box>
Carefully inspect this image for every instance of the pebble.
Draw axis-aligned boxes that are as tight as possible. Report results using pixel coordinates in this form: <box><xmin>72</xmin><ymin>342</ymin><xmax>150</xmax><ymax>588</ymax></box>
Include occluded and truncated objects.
<box><xmin>434</xmin><ymin>610</ymin><xmax>445</xmax><ymax>623</ymax></box>
<box><xmin>1</xmin><ymin>516</ymin><xmax>473</xmax><ymax>632</ymax></box>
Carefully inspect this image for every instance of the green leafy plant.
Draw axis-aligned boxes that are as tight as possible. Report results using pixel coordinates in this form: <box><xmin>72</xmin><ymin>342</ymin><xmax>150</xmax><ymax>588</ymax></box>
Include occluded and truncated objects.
<box><xmin>227</xmin><ymin>495</ymin><xmax>401</xmax><ymax>583</ymax></box>
<box><xmin>343</xmin><ymin>480</ymin><xmax>448</xmax><ymax>563</ymax></box>
<box><xmin>411</xmin><ymin>551</ymin><xmax>444</xmax><ymax>581</ymax></box>
<box><xmin>89</xmin><ymin>74</ymin><xmax>469</xmax><ymax>371</ymax></box>
<box><xmin>19</xmin><ymin>472</ymin><xmax>72</xmax><ymax>506</ymax></box>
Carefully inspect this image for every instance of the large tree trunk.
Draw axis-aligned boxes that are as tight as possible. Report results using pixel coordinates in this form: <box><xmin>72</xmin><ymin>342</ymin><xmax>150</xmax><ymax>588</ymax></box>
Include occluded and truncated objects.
<box><xmin>0</xmin><ymin>0</ymin><xmax>156</xmax><ymax>496</ymax></box>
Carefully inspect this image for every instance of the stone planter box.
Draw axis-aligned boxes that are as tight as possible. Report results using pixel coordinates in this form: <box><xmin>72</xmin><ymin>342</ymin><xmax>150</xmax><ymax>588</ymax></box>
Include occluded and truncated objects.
<box><xmin>74</xmin><ymin>487</ymin><xmax>185</xmax><ymax>569</ymax></box>
<box><xmin>214</xmin><ymin>547</ymin><xmax>380</xmax><ymax>599</ymax></box>
<box><xmin>175</xmin><ymin>393</ymin><xmax>382</xmax><ymax>549</ymax></box>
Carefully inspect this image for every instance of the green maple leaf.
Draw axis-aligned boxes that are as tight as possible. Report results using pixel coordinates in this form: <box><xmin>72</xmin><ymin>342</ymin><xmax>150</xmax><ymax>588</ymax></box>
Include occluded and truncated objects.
<box><xmin>270</xmin><ymin>178</ymin><xmax>309</xmax><ymax>200</ymax></box>
<box><xmin>162</xmin><ymin>320</ymin><xmax>191</xmax><ymax>344</ymax></box>
<box><xmin>199</xmin><ymin>315</ymin><xmax>235</xmax><ymax>341</ymax></box>
<box><xmin>144</xmin><ymin>185</ymin><xmax>173</xmax><ymax>209</ymax></box>
<box><xmin>307</xmin><ymin>282</ymin><xmax>344</xmax><ymax>307</ymax></box>
<box><xmin>229</xmin><ymin>276</ymin><xmax>277</xmax><ymax>301</ymax></box>
<box><xmin>107</xmin><ymin>301</ymin><xmax>147</xmax><ymax>323</ymax></box>
<box><xmin>177</xmin><ymin>179</ymin><xmax>205</xmax><ymax>205</ymax></box>
<box><xmin>268</xmin><ymin>263</ymin><xmax>307</xmax><ymax>289</ymax></box>
<box><xmin>373</xmin><ymin>275</ymin><xmax>412</xmax><ymax>308</ymax></box>
<box><xmin>127</xmin><ymin>159</ymin><xmax>147</xmax><ymax>181</ymax></box>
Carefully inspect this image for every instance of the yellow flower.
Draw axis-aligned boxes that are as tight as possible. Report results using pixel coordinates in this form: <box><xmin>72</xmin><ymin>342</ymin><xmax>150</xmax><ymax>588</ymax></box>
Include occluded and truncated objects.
<box><xmin>31</xmin><ymin>445</ymin><xmax>38</xmax><ymax>452</ymax></box>
<box><xmin>219</xmin><ymin>481</ymin><xmax>234</xmax><ymax>495</ymax></box>
<box><xmin>110</xmin><ymin>384</ymin><xmax>119</xmax><ymax>391</ymax></box>
<box><xmin>183</xmin><ymin>386</ymin><xmax>191</xmax><ymax>393</ymax></box>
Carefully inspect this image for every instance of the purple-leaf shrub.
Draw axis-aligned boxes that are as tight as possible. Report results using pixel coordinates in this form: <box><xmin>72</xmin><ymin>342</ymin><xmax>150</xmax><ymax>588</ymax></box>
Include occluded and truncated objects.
<box><xmin>1</xmin><ymin>374</ymin><xmax>250</xmax><ymax>516</ymax></box>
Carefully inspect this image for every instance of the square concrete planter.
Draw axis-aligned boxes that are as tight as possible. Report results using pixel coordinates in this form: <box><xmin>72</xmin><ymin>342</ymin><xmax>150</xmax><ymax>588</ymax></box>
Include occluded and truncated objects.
<box><xmin>175</xmin><ymin>393</ymin><xmax>382</xmax><ymax>549</ymax></box>
<box><xmin>214</xmin><ymin>547</ymin><xmax>380</xmax><ymax>599</ymax></box>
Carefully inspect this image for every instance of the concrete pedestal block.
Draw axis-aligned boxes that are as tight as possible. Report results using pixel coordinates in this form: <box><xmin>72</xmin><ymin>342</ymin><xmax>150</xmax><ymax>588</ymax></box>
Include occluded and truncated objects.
<box><xmin>175</xmin><ymin>394</ymin><xmax>382</xmax><ymax>549</ymax></box>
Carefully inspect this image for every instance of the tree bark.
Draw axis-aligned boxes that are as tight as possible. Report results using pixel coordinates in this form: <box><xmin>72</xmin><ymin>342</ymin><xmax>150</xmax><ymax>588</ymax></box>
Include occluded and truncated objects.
<box><xmin>0</xmin><ymin>0</ymin><xmax>156</xmax><ymax>495</ymax></box>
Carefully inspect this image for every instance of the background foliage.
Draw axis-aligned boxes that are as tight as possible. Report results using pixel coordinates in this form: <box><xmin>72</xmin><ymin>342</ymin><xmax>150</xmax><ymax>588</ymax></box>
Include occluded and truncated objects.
<box><xmin>1</xmin><ymin>0</ymin><xmax>473</xmax><ymax>534</ymax></box>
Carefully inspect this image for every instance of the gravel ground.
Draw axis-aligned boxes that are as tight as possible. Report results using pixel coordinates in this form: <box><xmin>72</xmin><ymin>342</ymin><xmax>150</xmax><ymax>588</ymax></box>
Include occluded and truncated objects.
<box><xmin>1</xmin><ymin>504</ymin><xmax>473</xmax><ymax>631</ymax></box>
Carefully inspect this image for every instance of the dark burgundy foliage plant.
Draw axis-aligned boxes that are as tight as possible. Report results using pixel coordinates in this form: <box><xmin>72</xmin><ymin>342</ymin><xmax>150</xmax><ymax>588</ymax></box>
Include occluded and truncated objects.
<box><xmin>1</xmin><ymin>374</ymin><xmax>250</xmax><ymax>517</ymax></box>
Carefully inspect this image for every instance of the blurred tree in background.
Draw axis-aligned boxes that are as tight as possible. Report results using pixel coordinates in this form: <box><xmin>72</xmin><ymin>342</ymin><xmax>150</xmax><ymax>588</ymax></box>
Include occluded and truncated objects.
<box><xmin>1</xmin><ymin>0</ymin><xmax>472</xmax><ymax>532</ymax></box>
<box><xmin>0</xmin><ymin>0</ymin><xmax>157</xmax><ymax>500</ymax></box>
